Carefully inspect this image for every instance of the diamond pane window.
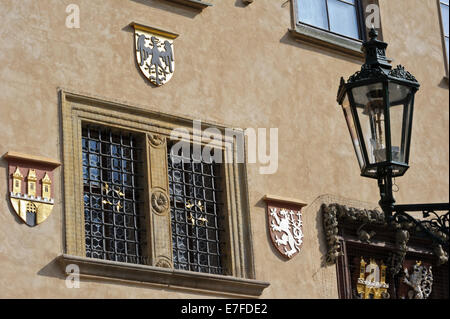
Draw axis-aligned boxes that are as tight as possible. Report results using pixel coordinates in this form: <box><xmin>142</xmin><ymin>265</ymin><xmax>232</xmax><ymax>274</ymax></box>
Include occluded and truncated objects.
<box><xmin>82</xmin><ymin>124</ymin><xmax>147</xmax><ymax>265</ymax></box>
<box><xmin>167</xmin><ymin>142</ymin><xmax>226</xmax><ymax>275</ymax></box>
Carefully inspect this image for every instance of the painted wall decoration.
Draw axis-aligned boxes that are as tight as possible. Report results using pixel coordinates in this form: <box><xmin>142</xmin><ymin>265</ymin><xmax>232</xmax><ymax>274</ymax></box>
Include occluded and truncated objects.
<box><xmin>356</xmin><ymin>257</ymin><xmax>390</xmax><ymax>299</ymax></box>
<box><xmin>3</xmin><ymin>152</ymin><xmax>61</xmax><ymax>227</ymax></box>
<box><xmin>131</xmin><ymin>22</ymin><xmax>179</xmax><ymax>86</ymax></box>
<box><xmin>264</xmin><ymin>195</ymin><xmax>307</xmax><ymax>259</ymax></box>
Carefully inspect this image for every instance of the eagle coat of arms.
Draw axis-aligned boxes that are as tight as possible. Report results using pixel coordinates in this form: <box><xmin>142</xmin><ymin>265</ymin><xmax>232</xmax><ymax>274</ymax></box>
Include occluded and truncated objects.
<box><xmin>131</xmin><ymin>23</ymin><xmax>178</xmax><ymax>86</ymax></box>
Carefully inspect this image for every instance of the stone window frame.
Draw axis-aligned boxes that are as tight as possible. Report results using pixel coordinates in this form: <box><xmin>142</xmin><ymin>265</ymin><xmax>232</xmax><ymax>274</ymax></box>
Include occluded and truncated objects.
<box><xmin>58</xmin><ymin>89</ymin><xmax>269</xmax><ymax>297</ymax></box>
<box><xmin>165</xmin><ymin>0</ymin><xmax>213</xmax><ymax>10</ymax></box>
<box><xmin>437</xmin><ymin>0</ymin><xmax>449</xmax><ymax>79</ymax></box>
<box><xmin>289</xmin><ymin>0</ymin><xmax>384</xmax><ymax>59</ymax></box>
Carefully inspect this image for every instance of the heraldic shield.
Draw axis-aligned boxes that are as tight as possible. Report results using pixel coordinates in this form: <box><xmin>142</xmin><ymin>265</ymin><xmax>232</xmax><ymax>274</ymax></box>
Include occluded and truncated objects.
<box><xmin>131</xmin><ymin>22</ymin><xmax>178</xmax><ymax>86</ymax></box>
<box><xmin>3</xmin><ymin>152</ymin><xmax>60</xmax><ymax>227</ymax></box>
<box><xmin>264</xmin><ymin>196</ymin><xmax>306</xmax><ymax>259</ymax></box>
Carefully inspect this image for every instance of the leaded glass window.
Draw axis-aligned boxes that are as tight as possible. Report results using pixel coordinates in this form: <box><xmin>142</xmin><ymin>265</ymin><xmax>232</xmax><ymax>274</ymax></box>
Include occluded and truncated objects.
<box><xmin>167</xmin><ymin>143</ymin><xmax>226</xmax><ymax>275</ymax></box>
<box><xmin>82</xmin><ymin>124</ymin><xmax>147</xmax><ymax>265</ymax></box>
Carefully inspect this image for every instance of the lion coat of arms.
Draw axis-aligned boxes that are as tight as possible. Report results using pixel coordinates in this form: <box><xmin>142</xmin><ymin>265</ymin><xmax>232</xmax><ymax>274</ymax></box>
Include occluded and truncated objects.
<box><xmin>131</xmin><ymin>23</ymin><xmax>178</xmax><ymax>86</ymax></box>
<box><xmin>268</xmin><ymin>207</ymin><xmax>304</xmax><ymax>259</ymax></box>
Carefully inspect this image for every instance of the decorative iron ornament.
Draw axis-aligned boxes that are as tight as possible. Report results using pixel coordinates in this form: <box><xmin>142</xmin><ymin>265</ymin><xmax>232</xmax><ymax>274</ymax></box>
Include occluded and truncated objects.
<box><xmin>167</xmin><ymin>143</ymin><xmax>225</xmax><ymax>275</ymax></box>
<box><xmin>389</xmin><ymin>65</ymin><xmax>418</xmax><ymax>83</ymax></box>
<box><xmin>131</xmin><ymin>22</ymin><xmax>178</xmax><ymax>86</ymax></box>
<box><xmin>81</xmin><ymin>125</ymin><xmax>147</xmax><ymax>264</ymax></box>
<box><xmin>392</xmin><ymin>204</ymin><xmax>449</xmax><ymax>254</ymax></box>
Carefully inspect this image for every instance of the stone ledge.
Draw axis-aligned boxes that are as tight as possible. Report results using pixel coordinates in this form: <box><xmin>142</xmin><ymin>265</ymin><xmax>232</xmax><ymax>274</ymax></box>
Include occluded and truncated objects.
<box><xmin>57</xmin><ymin>254</ymin><xmax>270</xmax><ymax>297</ymax></box>
<box><xmin>263</xmin><ymin>194</ymin><xmax>308</xmax><ymax>208</ymax></box>
<box><xmin>165</xmin><ymin>0</ymin><xmax>213</xmax><ymax>9</ymax></box>
<box><xmin>289</xmin><ymin>24</ymin><xmax>364</xmax><ymax>59</ymax></box>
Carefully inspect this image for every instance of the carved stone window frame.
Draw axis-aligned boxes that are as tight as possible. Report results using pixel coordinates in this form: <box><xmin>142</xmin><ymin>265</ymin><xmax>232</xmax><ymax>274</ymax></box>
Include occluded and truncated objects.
<box><xmin>321</xmin><ymin>203</ymin><xmax>448</xmax><ymax>299</ymax></box>
<box><xmin>289</xmin><ymin>0</ymin><xmax>384</xmax><ymax>59</ymax></box>
<box><xmin>165</xmin><ymin>0</ymin><xmax>213</xmax><ymax>10</ymax></box>
<box><xmin>58</xmin><ymin>89</ymin><xmax>269</xmax><ymax>297</ymax></box>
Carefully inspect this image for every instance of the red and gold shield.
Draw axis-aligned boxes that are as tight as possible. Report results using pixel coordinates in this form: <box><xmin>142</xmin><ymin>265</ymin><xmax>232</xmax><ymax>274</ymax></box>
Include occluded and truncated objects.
<box><xmin>3</xmin><ymin>152</ymin><xmax>61</xmax><ymax>227</ymax></box>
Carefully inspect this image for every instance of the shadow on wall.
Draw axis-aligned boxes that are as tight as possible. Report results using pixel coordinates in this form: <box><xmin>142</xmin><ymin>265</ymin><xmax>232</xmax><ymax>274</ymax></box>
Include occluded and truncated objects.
<box><xmin>37</xmin><ymin>257</ymin><xmax>249</xmax><ymax>298</ymax></box>
<box><xmin>305</xmin><ymin>194</ymin><xmax>380</xmax><ymax>267</ymax></box>
<box><xmin>255</xmin><ymin>198</ymin><xmax>290</xmax><ymax>263</ymax></box>
<box><xmin>279</xmin><ymin>31</ymin><xmax>364</xmax><ymax>66</ymax></box>
<box><xmin>1</xmin><ymin>158</ymin><xmax>24</xmax><ymax>226</ymax></box>
<box><xmin>130</xmin><ymin>0</ymin><xmax>201</xmax><ymax>19</ymax></box>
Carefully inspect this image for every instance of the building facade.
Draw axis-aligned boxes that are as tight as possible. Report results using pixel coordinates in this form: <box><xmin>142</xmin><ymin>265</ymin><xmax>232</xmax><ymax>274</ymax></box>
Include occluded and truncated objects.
<box><xmin>0</xmin><ymin>0</ymin><xmax>448</xmax><ymax>299</ymax></box>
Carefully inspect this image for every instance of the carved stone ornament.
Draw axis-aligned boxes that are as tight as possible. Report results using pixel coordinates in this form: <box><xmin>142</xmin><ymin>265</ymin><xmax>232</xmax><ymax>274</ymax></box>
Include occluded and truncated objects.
<box><xmin>151</xmin><ymin>189</ymin><xmax>169</xmax><ymax>215</ymax></box>
<box><xmin>131</xmin><ymin>22</ymin><xmax>178</xmax><ymax>87</ymax></box>
<box><xmin>321</xmin><ymin>203</ymin><xmax>386</xmax><ymax>265</ymax></box>
<box><xmin>402</xmin><ymin>261</ymin><xmax>433</xmax><ymax>299</ymax></box>
<box><xmin>148</xmin><ymin>134</ymin><xmax>166</xmax><ymax>148</ymax></box>
<box><xmin>155</xmin><ymin>258</ymin><xmax>172</xmax><ymax>269</ymax></box>
<box><xmin>3</xmin><ymin>152</ymin><xmax>61</xmax><ymax>227</ymax></box>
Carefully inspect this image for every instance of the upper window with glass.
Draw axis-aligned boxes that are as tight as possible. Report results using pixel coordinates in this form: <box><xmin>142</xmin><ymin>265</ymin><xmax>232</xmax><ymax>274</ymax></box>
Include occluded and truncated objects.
<box><xmin>440</xmin><ymin>0</ymin><xmax>449</xmax><ymax>66</ymax></box>
<box><xmin>296</xmin><ymin>0</ymin><xmax>364</xmax><ymax>40</ymax></box>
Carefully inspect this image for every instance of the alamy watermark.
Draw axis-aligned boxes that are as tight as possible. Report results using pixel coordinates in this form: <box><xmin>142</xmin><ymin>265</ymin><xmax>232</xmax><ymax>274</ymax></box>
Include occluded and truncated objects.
<box><xmin>170</xmin><ymin>120</ymin><xmax>278</xmax><ymax>175</ymax></box>
<box><xmin>65</xmin><ymin>4</ymin><xmax>80</xmax><ymax>29</ymax></box>
<box><xmin>65</xmin><ymin>264</ymin><xmax>80</xmax><ymax>288</ymax></box>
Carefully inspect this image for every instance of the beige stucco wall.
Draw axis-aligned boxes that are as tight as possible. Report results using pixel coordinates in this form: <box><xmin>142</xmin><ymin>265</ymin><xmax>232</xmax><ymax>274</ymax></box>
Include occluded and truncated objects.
<box><xmin>0</xmin><ymin>0</ymin><xmax>448</xmax><ymax>298</ymax></box>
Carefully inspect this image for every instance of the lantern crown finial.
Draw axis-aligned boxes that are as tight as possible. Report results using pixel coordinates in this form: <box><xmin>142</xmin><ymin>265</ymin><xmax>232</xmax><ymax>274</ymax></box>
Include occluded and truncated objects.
<box><xmin>368</xmin><ymin>27</ymin><xmax>378</xmax><ymax>41</ymax></box>
<box><xmin>362</xmin><ymin>27</ymin><xmax>391</xmax><ymax>71</ymax></box>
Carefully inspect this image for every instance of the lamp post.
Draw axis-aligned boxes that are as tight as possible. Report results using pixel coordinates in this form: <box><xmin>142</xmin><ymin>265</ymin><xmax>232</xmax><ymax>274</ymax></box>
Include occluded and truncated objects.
<box><xmin>337</xmin><ymin>28</ymin><xmax>449</xmax><ymax>251</ymax></box>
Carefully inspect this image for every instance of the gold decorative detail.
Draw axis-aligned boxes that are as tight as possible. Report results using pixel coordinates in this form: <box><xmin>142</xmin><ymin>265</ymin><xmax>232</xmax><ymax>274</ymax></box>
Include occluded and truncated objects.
<box><xmin>12</xmin><ymin>167</ymin><xmax>24</xmax><ymax>194</ymax></box>
<box><xmin>27</xmin><ymin>169</ymin><xmax>37</xmax><ymax>197</ymax></box>
<box><xmin>101</xmin><ymin>182</ymin><xmax>125</xmax><ymax>212</ymax></box>
<box><xmin>41</xmin><ymin>172</ymin><xmax>52</xmax><ymax>200</ymax></box>
<box><xmin>151</xmin><ymin>190</ymin><xmax>169</xmax><ymax>215</ymax></box>
<box><xmin>185</xmin><ymin>200</ymin><xmax>208</xmax><ymax>226</ymax></box>
<box><xmin>356</xmin><ymin>257</ymin><xmax>389</xmax><ymax>299</ymax></box>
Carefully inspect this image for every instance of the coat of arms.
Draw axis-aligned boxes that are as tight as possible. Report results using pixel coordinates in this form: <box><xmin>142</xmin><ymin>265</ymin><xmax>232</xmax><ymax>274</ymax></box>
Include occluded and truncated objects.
<box><xmin>356</xmin><ymin>257</ymin><xmax>390</xmax><ymax>299</ymax></box>
<box><xmin>402</xmin><ymin>261</ymin><xmax>433</xmax><ymax>299</ymax></box>
<box><xmin>131</xmin><ymin>22</ymin><xmax>178</xmax><ymax>86</ymax></box>
<box><xmin>3</xmin><ymin>152</ymin><xmax>60</xmax><ymax>227</ymax></box>
<box><xmin>268</xmin><ymin>206</ymin><xmax>304</xmax><ymax>259</ymax></box>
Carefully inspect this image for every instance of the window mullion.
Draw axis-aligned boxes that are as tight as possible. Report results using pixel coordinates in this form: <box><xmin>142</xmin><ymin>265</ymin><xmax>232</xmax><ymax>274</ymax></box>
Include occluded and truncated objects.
<box><xmin>146</xmin><ymin>133</ymin><xmax>173</xmax><ymax>268</ymax></box>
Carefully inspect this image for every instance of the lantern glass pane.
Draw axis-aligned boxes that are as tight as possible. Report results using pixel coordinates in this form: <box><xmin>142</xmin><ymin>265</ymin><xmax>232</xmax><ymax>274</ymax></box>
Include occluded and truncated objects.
<box><xmin>388</xmin><ymin>82</ymin><xmax>414</xmax><ymax>165</ymax></box>
<box><xmin>352</xmin><ymin>83</ymin><xmax>387</xmax><ymax>165</ymax></box>
<box><xmin>342</xmin><ymin>94</ymin><xmax>365</xmax><ymax>169</ymax></box>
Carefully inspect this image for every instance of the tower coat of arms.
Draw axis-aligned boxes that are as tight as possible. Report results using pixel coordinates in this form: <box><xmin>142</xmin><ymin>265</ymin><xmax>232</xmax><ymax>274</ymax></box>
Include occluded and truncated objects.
<box><xmin>3</xmin><ymin>152</ymin><xmax>60</xmax><ymax>227</ymax></box>
<box><xmin>131</xmin><ymin>22</ymin><xmax>178</xmax><ymax>86</ymax></box>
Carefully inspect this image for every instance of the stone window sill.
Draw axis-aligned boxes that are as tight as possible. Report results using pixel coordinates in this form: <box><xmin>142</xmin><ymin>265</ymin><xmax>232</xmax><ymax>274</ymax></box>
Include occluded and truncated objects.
<box><xmin>289</xmin><ymin>23</ymin><xmax>364</xmax><ymax>59</ymax></box>
<box><xmin>58</xmin><ymin>254</ymin><xmax>270</xmax><ymax>297</ymax></box>
<box><xmin>165</xmin><ymin>0</ymin><xmax>213</xmax><ymax>9</ymax></box>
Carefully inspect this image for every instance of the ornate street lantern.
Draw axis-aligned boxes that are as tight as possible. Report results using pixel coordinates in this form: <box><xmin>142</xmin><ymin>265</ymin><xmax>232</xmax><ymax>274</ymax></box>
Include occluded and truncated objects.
<box><xmin>337</xmin><ymin>28</ymin><xmax>420</xmax><ymax>180</ymax></box>
<box><xmin>336</xmin><ymin>28</ymin><xmax>448</xmax><ymax>254</ymax></box>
